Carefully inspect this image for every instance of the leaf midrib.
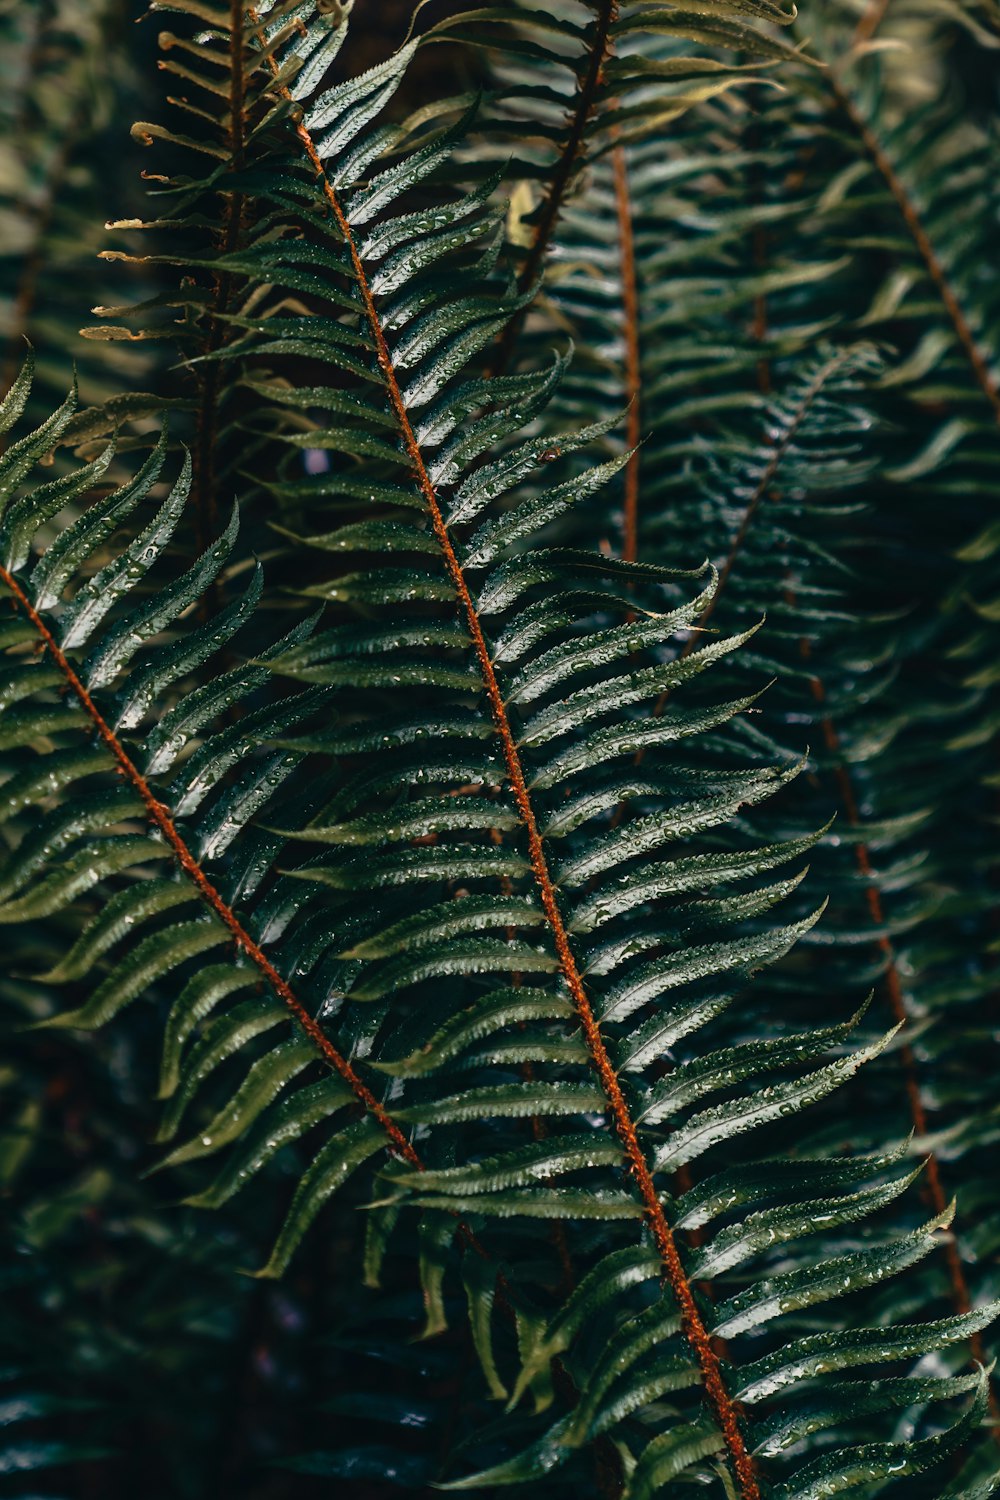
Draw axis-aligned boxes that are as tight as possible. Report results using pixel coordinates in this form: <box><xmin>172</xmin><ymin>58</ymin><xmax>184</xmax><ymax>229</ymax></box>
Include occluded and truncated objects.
<box><xmin>0</xmin><ymin>558</ymin><xmax>420</xmax><ymax>1170</ymax></box>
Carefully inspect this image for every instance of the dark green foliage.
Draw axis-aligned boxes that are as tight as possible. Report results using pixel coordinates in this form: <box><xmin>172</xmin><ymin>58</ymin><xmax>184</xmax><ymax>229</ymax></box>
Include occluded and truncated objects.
<box><xmin>1</xmin><ymin>1</ymin><xmax>999</xmax><ymax>1497</ymax></box>
<box><xmin>0</xmin><ymin>0</ymin><xmax>162</xmax><ymax>417</ymax></box>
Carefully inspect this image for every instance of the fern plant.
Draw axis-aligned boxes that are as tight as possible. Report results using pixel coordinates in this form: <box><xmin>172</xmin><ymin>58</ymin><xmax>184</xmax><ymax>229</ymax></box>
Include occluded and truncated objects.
<box><xmin>2</xmin><ymin>1</ymin><xmax>1000</xmax><ymax>1496</ymax></box>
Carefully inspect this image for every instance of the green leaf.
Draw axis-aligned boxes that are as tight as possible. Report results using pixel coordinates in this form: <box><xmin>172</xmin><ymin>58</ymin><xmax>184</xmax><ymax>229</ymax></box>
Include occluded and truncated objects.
<box><xmin>159</xmin><ymin>1037</ymin><xmax>318</xmax><ymax>1167</ymax></box>
<box><xmin>37</xmin><ymin>921</ymin><xmax>228</xmax><ymax>1031</ymax></box>
<box><xmin>625</xmin><ymin>1420</ymin><xmax>726</xmax><ymax>1499</ymax></box>
<box><xmin>654</xmin><ymin>1027</ymin><xmax>899</xmax><ymax>1172</ymax></box>
<box><xmin>256</xmin><ymin>1119</ymin><xmax>388</xmax><ymax>1278</ymax></box>
<box><xmin>713</xmin><ymin>1205</ymin><xmax>955</xmax><ymax>1339</ymax></box>
<box><xmin>438</xmin><ymin>1415</ymin><xmax>576</xmax><ymax>1489</ymax></box>
<box><xmin>736</xmin><ymin>1304</ymin><xmax>1000</xmax><ymax>1404</ymax></box>
<box><xmin>397</xmin><ymin>1082</ymin><xmax>605</xmax><ymax>1126</ymax></box>
<box><xmin>183</xmin><ymin>1078</ymin><xmax>355</xmax><ymax>1209</ymax></box>
<box><xmin>771</xmin><ymin>1371</ymin><xmax>989</xmax><ymax>1498</ymax></box>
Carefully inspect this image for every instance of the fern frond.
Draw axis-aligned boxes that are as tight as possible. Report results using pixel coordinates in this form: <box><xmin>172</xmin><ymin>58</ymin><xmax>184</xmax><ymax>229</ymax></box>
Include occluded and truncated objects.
<box><xmin>0</xmin><ymin>360</ymin><xmax>432</xmax><ymax>1187</ymax></box>
<box><xmin>417</xmin><ymin>0</ymin><xmax>805</xmax><ymax>373</ymax></box>
<box><xmin>121</xmin><ymin>35</ymin><xmax>998</xmax><ymax>1492</ymax></box>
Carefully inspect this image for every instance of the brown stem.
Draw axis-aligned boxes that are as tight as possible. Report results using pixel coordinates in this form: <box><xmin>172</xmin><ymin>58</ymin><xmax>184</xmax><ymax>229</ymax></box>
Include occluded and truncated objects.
<box><xmin>234</xmin><ymin>3</ymin><xmax>602</xmax><ymax>1419</ymax></box>
<box><xmin>828</xmin><ymin>72</ymin><xmax>1000</xmax><ymax>429</ymax></box>
<box><xmin>0</xmin><ymin>561</ymin><xmax>420</xmax><ymax>1168</ymax></box>
<box><xmin>748</xmin><ymin>99</ymin><xmax>772</xmax><ymax>399</ymax></box>
<box><xmin>618</xmin><ymin>283</ymin><xmax>996</xmax><ymax>1411</ymax></box>
<box><xmin>191</xmin><ymin>0</ymin><xmax>250</xmax><ymax>559</ymax></box>
<box><xmin>600</xmin><ymin>70</ymin><xmax>991</xmax><ymax>1422</ymax></box>
<box><xmin>290</xmin><ymin>114</ymin><xmax>761</xmax><ymax>1500</ymax></box>
<box><xmin>489</xmin><ymin>0</ymin><xmax>619</xmax><ymax>377</ymax></box>
<box><xmin>852</xmin><ymin>0</ymin><xmax>892</xmax><ymax>46</ymax></box>
<box><xmin>744</xmin><ymin>83</ymin><xmax>991</xmax><ymax>1398</ymax></box>
<box><xmin>490</xmin><ymin>824</ymin><xmax>578</xmax><ymax>1293</ymax></box>
<box><xmin>612</xmin><ymin>139</ymin><xmax>641</xmax><ymax>563</ymax></box>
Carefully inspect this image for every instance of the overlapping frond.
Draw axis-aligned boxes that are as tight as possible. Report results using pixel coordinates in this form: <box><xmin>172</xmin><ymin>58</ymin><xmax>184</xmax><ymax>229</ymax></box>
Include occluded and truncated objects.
<box><xmin>460</xmin><ymin>5</ymin><xmax>1000</xmax><ymax>1476</ymax></box>
<box><xmin>439</xmin><ymin>0</ymin><xmax>809</xmax><ymax>374</ymax></box>
<box><xmin>726</xmin><ymin>0</ymin><xmax>1000</xmax><ymax>1384</ymax></box>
